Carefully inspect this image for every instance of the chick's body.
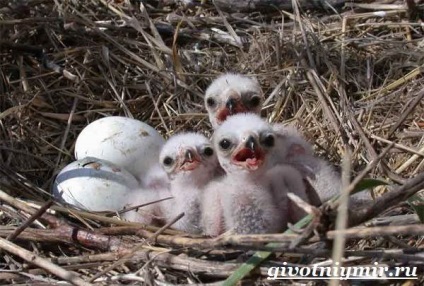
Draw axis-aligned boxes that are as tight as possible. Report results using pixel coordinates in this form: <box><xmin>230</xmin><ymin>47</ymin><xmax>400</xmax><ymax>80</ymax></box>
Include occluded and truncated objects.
<box><xmin>202</xmin><ymin>114</ymin><xmax>308</xmax><ymax>235</ymax></box>
<box><xmin>272</xmin><ymin>124</ymin><xmax>373</xmax><ymax>204</ymax></box>
<box><xmin>122</xmin><ymin>164</ymin><xmax>170</xmax><ymax>225</ymax></box>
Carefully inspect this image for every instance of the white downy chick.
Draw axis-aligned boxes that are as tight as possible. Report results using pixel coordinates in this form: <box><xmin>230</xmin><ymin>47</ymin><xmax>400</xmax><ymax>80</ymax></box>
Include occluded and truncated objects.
<box><xmin>159</xmin><ymin>132</ymin><xmax>220</xmax><ymax>234</ymax></box>
<box><xmin>202</xmin><ymin>114</ymin><xmax>309</xmax><ymax>235</ymax></box>
<box><xmin>204</xmin><ymin>73</ymin><xmax>263</xmax><ymax>129</ymax></box>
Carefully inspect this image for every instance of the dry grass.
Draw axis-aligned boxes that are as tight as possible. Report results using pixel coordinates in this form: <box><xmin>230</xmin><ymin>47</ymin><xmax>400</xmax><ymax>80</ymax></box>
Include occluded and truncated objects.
<box><xmin>0</xmin><ymin>0</ymin><xmax>423</xmax><ymax>285</ymax></box>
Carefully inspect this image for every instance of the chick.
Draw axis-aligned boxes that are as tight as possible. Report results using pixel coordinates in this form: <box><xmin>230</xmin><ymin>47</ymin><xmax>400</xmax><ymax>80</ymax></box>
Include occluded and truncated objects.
<box><xmin>204</xmin><ymin>73</ymin><xmax>263</xmax><ymax>129</ymax></box>
<box><xmin>202</xmin><ymin>114</ymin><xmax>309</xmax><ymax>235</ymax></box>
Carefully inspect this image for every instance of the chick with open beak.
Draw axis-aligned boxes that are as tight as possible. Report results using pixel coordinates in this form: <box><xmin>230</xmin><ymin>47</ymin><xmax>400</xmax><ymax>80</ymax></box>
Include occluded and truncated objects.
<box><xmin>213</xmin><ymin>113</ymin><xmax>276</xmax><ymax>175</ymax></box>
<box><xmin>159</xmin><ymin>132</ymin><xmax>220</xmax><ymax>234</ymax></box>
<box><xmin>204</xmin><ymin>73</ymin><xmax>263</xmax><ymax>129</ymax></box>
<box><xmin>201</xmin><ymin>114</ymin><xmax>310</xmax><ymax>235</ymax></box>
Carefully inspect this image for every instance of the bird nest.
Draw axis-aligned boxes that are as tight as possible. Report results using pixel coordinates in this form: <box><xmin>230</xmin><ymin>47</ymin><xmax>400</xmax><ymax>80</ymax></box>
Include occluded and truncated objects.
<box><xmin>1</xmin><ymin>0</ymin><xmax>424</xmax><ymax>284</ymax></box>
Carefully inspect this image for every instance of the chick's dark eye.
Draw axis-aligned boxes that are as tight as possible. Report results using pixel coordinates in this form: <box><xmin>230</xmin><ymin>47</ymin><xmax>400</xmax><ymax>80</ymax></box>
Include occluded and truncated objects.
<box><xmin>249</xmin><ymin>96</ymin><xmax>261</xmax><ymax>107</ymax></box>
<box><xmin>219</xmin><ymin>139</ymin><xmax>232</xmax><ymax>150</ymax></box>
<box><xmin>163</xmin><ymin>156</ymin><xmax>174</xmax><ymax>166</ymax></box>
<box><xmin>206</xmin><ymin>97</ymin><xmax>216</xmax><ymax>108</ymax></box>
<box><xmin>203</xmin><ymin>146</ymin><xmax>214</xmax><ymax>156</ymax></box>
<box><xmin>261</xmin><ymin>134</ymin><xmax>275</xmax><ymax>147</ymax></box>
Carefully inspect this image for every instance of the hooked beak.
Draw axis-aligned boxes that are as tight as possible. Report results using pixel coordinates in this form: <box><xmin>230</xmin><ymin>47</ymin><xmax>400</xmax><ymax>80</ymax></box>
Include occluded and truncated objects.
<box><xmin>245</xmin><ymin>135</ymin><xmax>256</xmax><ymax>151</ymax></box>
<box><xmin>225</xmin><ymin>98</ymin><xmax>236</xmax><ymax>115</ymax></box>
<box><xmin>214</xmin><ymin>89</ymin><xmax>250</xmax><ymax>125</ymax></box>
<box><xmin>185</xmin><ymin>149</ymin><xmax>194</xmax><ymax>162</ymax></box>
<box><xmin>178</xmin><ymin>148</ymin><xmax>201</xmax><ymax>171</ymax></box>
<box><xmin>216</xmin><ymin>97</ymin><xmax>248</xmax><ymax>125</ymax></box>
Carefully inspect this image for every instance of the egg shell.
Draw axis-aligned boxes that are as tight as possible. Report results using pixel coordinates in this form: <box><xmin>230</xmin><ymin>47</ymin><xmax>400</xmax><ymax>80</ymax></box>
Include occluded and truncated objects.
<box><xmin>74</xmin><ymin>117</ymin><xmax>164</xmax><ymax>179</ymax></box>
<box><xmin>52</xmin><ymin>157</ymin><xmax>139</xmax><ymax>211</ymax></box>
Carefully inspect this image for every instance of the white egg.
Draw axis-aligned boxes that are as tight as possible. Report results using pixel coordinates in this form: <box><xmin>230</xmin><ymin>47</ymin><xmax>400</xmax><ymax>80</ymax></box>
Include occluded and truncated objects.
<box><xmin>74</xmin><ymin>117</ymin><xmax>164</xmax><ymax>179</ymax></box>
<box><xmin>52</xmin><ymin>157</ymin><xmax>139</xmax><ymax>211</ymax></box>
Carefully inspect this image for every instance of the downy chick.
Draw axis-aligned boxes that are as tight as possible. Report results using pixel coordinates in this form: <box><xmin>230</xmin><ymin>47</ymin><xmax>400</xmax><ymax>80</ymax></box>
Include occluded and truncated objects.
<box><xmin>202</xmin><ymin>114</ymin><xmax>309</xmax><ymax>235</ymax></box>
<box><xmin>160</xmin><ymin>132</ymin><xmax>220</xmax><ymax>234</ymax></box>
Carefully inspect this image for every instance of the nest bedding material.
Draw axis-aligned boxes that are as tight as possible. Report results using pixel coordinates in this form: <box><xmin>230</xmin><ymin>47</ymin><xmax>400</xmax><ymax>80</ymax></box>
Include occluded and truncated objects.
<box><xmin>0</xmin><ymin>0</ymin><xmax>424</xmax><ymax>284</ymax></box>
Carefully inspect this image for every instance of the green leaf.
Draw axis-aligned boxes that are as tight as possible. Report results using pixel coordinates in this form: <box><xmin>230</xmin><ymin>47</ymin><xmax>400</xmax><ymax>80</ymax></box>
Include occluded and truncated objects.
<box><xmin>352</xmin><ymin>178</ymin><xmax>388</xmax><ymax>195</ymax></box>
<box><xmin>407</xmin><ymin>190</ymin><xmax>424</xmax><ymax>223</ymax></box>
<box><xmin>222</xmin><ymin>214</ymin><xmax>313</xmax><ymax>286</ymax></box>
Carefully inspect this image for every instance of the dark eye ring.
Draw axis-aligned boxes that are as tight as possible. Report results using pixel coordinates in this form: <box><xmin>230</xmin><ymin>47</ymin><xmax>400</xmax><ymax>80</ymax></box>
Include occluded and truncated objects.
<box><xmin>219</xmin><ymin>139</ymin><xmax>231</xmax><ymax>150</ymax></box>
<box><xmin>163</xmin><ymin>156</ymin><xmax>174</xmax><ymax>166</ymax></box>
<box><xmin>249</xmin><ymin>95</ymin><xmax>261</xmax><ymax>107</ymax></box>
<box><xmin>261</xmin><ymin>134</ymin><xmax>275</xmax><ymax>147</ymax></box>
<box><xmin>206</xmin><ymin>97</ymin><xmax>216</xmax><ymax>108</ymax></box>
<box><xmin>203</xmin><ymin>146</ymin><xmax>214</xmax><ymax>156</ymax></box>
